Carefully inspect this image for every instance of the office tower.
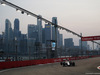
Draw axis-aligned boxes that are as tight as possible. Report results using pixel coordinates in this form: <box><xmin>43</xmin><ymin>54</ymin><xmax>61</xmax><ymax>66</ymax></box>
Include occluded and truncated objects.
<box><xmin>19</xmin><ymin>34</ymin><xmax>27</xmax><ymax>55</ymax></box>
<box><xmin>64</xmin><ymin>38</ymin><xmax>74</xmax><ymax>48</ymax></box>
<box><xmin>52</xmin><ymin>17</ymin><xmax>58</xmax><ymax>25</ymax></box>
<box><xmin>57</xmin><ymin>34</ymin><xmax>63</xmax><ymax>57</ymax></box>
<box><xmin>5</xmin><ymin>19</ymin><xmax>12</xmax><ymax>40</ymax></box>
<box><xmin>42</xmin><ymin>28</ymin><xmax>45</xmax><ymax>44</ymax></box>
<box><xmin>51</xmin><ymin>17</ymin><xmax>59</xmax><ymax>58</ymax></box>
<box><xmin>14</xmin><ymin>19</ymin><xmax>22</xmax><ymax>55</ymax></box>
<box><xmin>52</xmin><ymin>17</ymin><xmax>59</xmax><ymax>48</ymax></box>
<box><xmin>14</xmin><ymin>18</ymin><xmax>20</xmax><ymax>38</ymax></box>
<box><xmin>37</xmin><ymin>15</ymin><xmax>43</xmax><ymax>58</ymax></box>
<box><xmin>27</xmin><ymin>38</ymin><xmax>36</xmax><ymax>59</ymax></box>
<box><xmin>27</xmin><ymin>24</ymin><xmax>38</xmax><ymax>56</ymax></box>
<box><xmin>28</xmin><ymin>24</ymin><xmax>38</xmax><ymax>40</ymax></box>
<box><xmin>14</xmin><ymin>19</ymin><xmax>19</xmax><ymax>31</ymax></box>
<box><xmin>59</xmin><ymin>34</ymin><xmax>63</xmax><ymax>47</ymax></box>
<box><xmin>52</xmin><ymin>17</ymin><xmax>60</xmax><ymax>45</ymax></box>
<box><xmin>45</xmin><ymin>24</ymin><xmax>52</xmax><ymax>44</ymax></box>
<box><xmin>79</xmin><ymin>39</ymin><xmax>88</xmax><ymax>50</ymax></box>
<box><xmin>57</xmin><ymin>30</ymin><xmax>60</xmax><ymax>47</ymax></box>
<box><xmin>4</xmin><ymin>19</ymin><xmax>13</xmax><ymax>52</ymax></box>
<box><xmin>0</xmin><ymin>34</ymin><xmax>3</xmax><ymax>51</ymax></box>
<box><xmin>52</xmin><ymin>17</ymin><xmax>58</xmax><ymax>41</ymax></box>
<box><xmin>37</xmin><ymin>15</ymin><xmax>42</xmax><ymax>43</ymax></box>
<box><xmin>44</xmin><ymin>24</ymin><xmax>52</xmax><ymax>58</ymax></box>
<box><xmin>42</xmin><ymin>28</ymin><xmax>46</xmax><ymax>58</ymax></box>
<box><xmin>9</xmin><ymin>23</ymin><xmax>14</xmax><ymax>40</ymax></box>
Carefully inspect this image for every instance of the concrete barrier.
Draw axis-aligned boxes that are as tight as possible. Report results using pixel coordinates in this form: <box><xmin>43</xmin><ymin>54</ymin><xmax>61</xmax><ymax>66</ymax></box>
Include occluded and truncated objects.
<box><xmin>0</xmin><ymin>55</ymin><xmax>99</xmax><ymax>70</ymax></box>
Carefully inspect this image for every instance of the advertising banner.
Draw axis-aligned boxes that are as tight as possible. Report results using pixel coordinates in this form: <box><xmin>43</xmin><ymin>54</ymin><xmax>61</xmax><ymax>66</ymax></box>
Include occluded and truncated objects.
<box><xmin>82</xmin><ymin>36</ymin><xmax>100</xmax><ymax>41</ymax></box>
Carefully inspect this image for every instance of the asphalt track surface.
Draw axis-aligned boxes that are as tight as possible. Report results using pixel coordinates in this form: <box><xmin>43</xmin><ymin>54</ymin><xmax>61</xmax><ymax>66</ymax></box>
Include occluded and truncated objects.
<box><xmin>0</xmin><ymin>57</ymin><xmax>100</xmax><ymax>75</ymax></box>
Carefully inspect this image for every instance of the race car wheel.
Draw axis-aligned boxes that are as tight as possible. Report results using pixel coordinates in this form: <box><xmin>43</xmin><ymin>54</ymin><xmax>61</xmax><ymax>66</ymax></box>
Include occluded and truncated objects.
<box><xmin>72</xmin><ymin>62</ymin><xmax>75</xmax><ymax>66</ymax></box>
<box><xmin>63</xmin><ymin>63</ymin><xmax>66</xmax><ymax>67</ymax></box>
<box><xmin>60</xmin><ymin>62</ymin><xmax>62</xmax><ymax>65</ymax></box>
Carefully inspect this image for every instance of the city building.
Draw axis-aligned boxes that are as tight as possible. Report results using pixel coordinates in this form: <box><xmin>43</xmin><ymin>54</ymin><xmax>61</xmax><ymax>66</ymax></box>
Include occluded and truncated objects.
<box><xmin>64</xmin><ymin>38</ymin><xmax>74</xmax><ymax>49</ymax></box>
<box><xmin>52</xmin><ymin>17</ymin><xmax>58</xmax><ymax>41</ymax></box>
<box><xmin>79</xmin><ymin>39</ymin><xmax>88</xmax><ymax>50</ymax></box>
<box><xmin>4</xmin><ymin>19</ymin><xmax>13</xmax><ymax>53</ymax></box>
<box><xmin>57</xmin><ymin>31</ymin><xmax>60</xmax><ymax>47</ymax></box>
<box><xmin>28</xmin><ymin>24</ymin><xmax>38</xmax><ymax>39</ymax></box>
<box><xmin>57</xmin><ymin>34</ymin><xmax>63</xmax><ymax>57</ymax></box>
<box><xmin>27</xmin><ymin>24</ymin><xmax>43</xmax><ymax>58</ymax></box>
<box><xmin>45</xmin><ymin>24</ymin><xmax>52</xmax><ymax>44</ymax></box>
<box><xmin>19</xmin><ymin>38</ymin><xmax>27</xmax><ymax>55</ymax></box>
<box><xmin>52</xmin><ymin>17</ymin><xmax>60</xmax><ymax>47</ymax></box>
<box><xmin>37</xmin><ymin>15</ymin><xmax>42</xmax><ymax>43</ymax></box>
<box><xmin>14</xmin><ymin>18</ymin><xmax>20</xmax><ymax>38</ymax></box>
<box><xmin>4</xmin><ymin>19</ymin><xmax>12</xmax><ymax>40</ymax></box>
<box><xmin>42</xmin><ymin>28</ymin><xmax>45</xmax><ymax>44</ymax></box>
<box><xmin>58</xmin><ymin>34</ymin><xmax>63</xmax><ymax>47</ymax></box>
<box><xmin>51</xmin><ymin>17</ymin><xmax>59</xmax><ymax>58</ymax></box>
<box><xmin>14</xmin><ymin>19</ymin><xmax>19</xmax><ymax>31</ymax></box>
<box><xmin>0</xmin><ymin>34</ymin><xmax>3</xmax><ymax>51</ymax></box>
<box><xmin>27</xmin><ymin>38</ymin><xmax>36</xmax><ymax>59</ymax></box>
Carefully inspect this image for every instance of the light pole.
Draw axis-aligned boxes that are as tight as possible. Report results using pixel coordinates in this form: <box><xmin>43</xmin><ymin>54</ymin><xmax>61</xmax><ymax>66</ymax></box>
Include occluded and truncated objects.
<box><xmin>80</xmin><ymin>33</ymin><xmax>83</xmax><ymax>56</ymax></box>
<box><xmin>55</xmin><ymin>25</ymin><xmax>57</xmax><ymax>58</ymax></box>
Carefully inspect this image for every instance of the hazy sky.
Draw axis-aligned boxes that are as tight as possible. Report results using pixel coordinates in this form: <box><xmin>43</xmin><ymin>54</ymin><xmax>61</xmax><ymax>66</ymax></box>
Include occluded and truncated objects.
<box><xmin>0</xmin><ymin>0</ymin><xmax>100</xmax><ymax>47</ymax></box>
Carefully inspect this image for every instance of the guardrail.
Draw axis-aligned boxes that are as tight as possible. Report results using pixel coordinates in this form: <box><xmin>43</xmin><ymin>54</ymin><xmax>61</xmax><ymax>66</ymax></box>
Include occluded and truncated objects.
<box><xmin>0</xmin><ymin>55</ymin><xmax>100</xmax><ymax>70</ymax></box>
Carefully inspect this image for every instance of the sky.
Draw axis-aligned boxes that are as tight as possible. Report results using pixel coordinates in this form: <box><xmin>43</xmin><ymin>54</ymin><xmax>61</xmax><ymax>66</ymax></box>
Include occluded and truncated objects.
<box><xmin>0</xmin><ymin>0</ymin><xmax>100</xmax><ymax>48</ymax></box>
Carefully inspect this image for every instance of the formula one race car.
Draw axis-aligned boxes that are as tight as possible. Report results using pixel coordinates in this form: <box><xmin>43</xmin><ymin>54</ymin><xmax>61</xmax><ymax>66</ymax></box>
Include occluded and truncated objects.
<box><xmin>60</xmin><ymin>59</ymin><xmax>75</xmax><ymax>67</ymax></box>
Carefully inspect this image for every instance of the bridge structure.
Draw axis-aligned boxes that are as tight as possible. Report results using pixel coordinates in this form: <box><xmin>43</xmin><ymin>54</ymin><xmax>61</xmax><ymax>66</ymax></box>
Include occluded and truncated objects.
<box><xmin>0</xmin><ymin>0</ymin><xmax>100</xmax><ymax>71</ymax></box>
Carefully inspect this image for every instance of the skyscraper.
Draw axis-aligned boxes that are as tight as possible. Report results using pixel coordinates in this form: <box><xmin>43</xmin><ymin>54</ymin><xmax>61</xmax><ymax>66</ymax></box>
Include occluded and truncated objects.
<box><xmin>19</xmin><ymin>34</ymin><xmax>27</xmax><ymax>55</ymax></box>
<box><xmin>14</xmin><ymin>18</ymin><xmax>20</xmax><ymax>38</ymax></box>
<box><xmin>4</xmin><ymin>19</ymin><xmax>13</xmax><ymax>52</ymax></box>
<box><xmin>42</xmin><ymin>28</ymin><xmax>45</xmax><ymax>44</ymax></box>
<box><xmin>57</xmin><ymin>30</ymin><xmax>60</xmax><ymax>47</ymax></box>
<box><xmin>52</xmin><ymin>17</ymin><xmax>58</xmax><ymax>41</ymax></box>
<box><xmin>5</xmin><ymin>19</ymin><xmax>12</xmax><ymax>40</ymax></box>
<box><xmin>27</xmin><ymin>38</ymin><xmax>36</xmax><ymax>56</ymax></box>
<box><xmin>14</xmin><ymin>19</ymin><xmax>19</xmax><ymax>31</ymax></box>
<box><xmin>52</xmin><ymin>17</ymin><xmax>58</xmax><ymax>25</ymax></box>
<box><xmin>79</xmin><ymin>39</ymin><xmax>88</xmax><ymax>50</ymax></box>
<box><xmin>28</xmin><ymin>24</ymin><xmax>38</xmax><ymax>39</ymax></box>
<box><xmin>0</xmin><ymin>34</ymin><xmax>3</xmax><ymax>51</ymax></box>
<box><xmin>64</xmin><ymin>38</ymin><xmax>74</xmax><ymax>48</ymax></box>
<box><xmin>51</xmin><ymin>17</ymin><xmax>59</xmax><ymax>58</ymax></box>
<box><xmin>37</xmin><ymin>15</ymin><xmax>42</xmax><ymax>43</ymax></box>
<box><xmin>59</xmin><ymin>34</ymin><xmax>63</xmax><ymax>47</ymax></box>
<box><xmin>52</xmin><ymin>17</ymin><xmax>60</xmax><ymax>45</ymax></box>
<box><xmin>45</xmin><ymin>24</ymin><xmax>52</xmax><ymax>44</ymax></box>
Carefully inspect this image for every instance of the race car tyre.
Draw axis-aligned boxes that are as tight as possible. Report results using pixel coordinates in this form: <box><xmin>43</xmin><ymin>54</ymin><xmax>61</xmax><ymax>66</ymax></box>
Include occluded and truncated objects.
<box><xmin>60</xmin><ymin>62</ymin><xmax>62</xmax><ymax>65</ymax></box>
<box><xmin>63</xmin><ymin>63</ymin><xmax>66</xmax><ymax>67</ymax></box>
<box><xmin>72</xmin><ymin>62</ymin><xmax>75</xmax><ymax>66</ymax></box>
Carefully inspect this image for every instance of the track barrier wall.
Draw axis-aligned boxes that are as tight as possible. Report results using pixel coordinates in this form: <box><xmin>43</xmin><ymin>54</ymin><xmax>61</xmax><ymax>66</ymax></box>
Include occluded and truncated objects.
<box><xmin>0</xmin><ymin>55</ymin><xmax>100</xmax><ymax>70</ymax></box>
